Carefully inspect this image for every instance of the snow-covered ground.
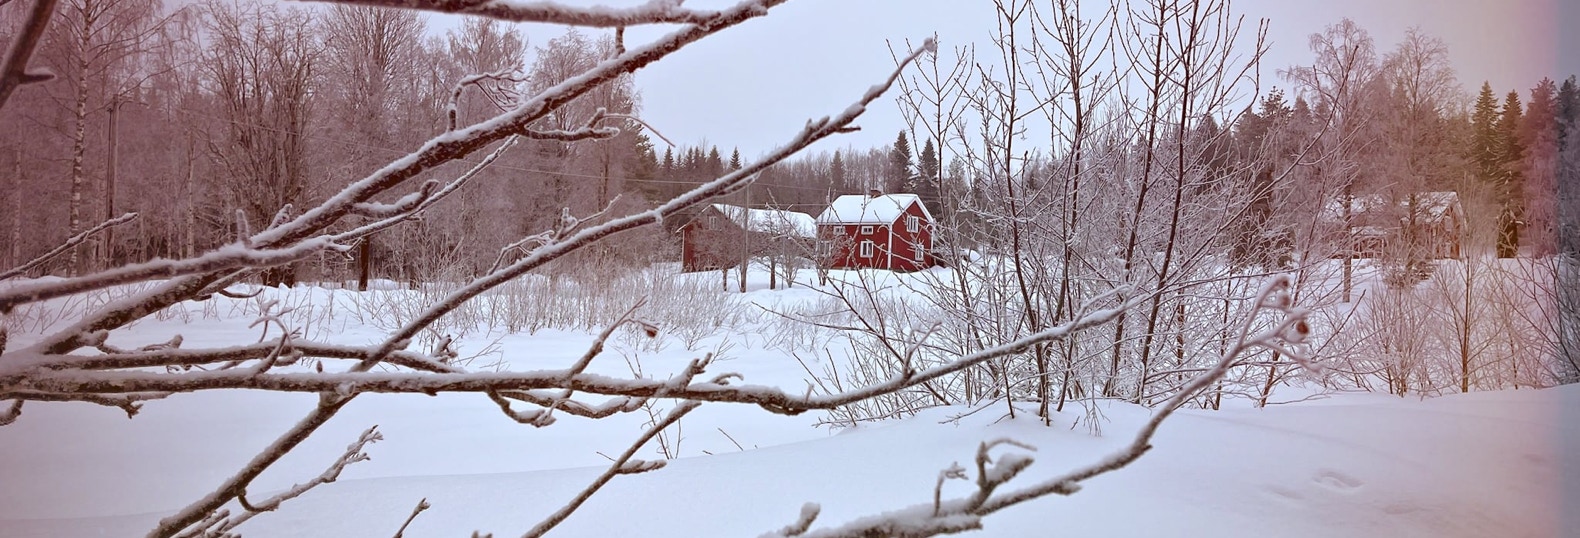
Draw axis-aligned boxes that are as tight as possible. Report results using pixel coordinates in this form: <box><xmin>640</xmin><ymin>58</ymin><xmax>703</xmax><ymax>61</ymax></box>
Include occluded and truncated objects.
<box><xmin>0</xmin><ymin>270</ymin><xmax>1575</xmax><ymax>537</ymax></box>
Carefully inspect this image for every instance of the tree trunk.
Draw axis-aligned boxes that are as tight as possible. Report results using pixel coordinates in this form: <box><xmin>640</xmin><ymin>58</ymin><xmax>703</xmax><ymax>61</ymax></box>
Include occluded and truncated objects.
<box><xmin>358</xmin><ymin>236</ymin><xmax>372</xmax><ymax>291</ymax></box>
<box><xmin>9</xmin><ymin>150</ymin><xmax>21</xmax><ymax>270</ymax></box>
<box><xmin>66</xmin><ymin>66</ymin><xmax>90</xmax><ymax>277</ymax></box>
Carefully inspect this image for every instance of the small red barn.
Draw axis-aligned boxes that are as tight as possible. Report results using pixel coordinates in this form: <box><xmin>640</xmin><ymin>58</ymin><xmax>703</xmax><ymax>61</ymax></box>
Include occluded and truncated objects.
<box><xmin>815</xmin><ymin>191</ymin><xmax>934</xmax><ymax>272</ymax></box>
<box><xmin>680</xmin><ymin>204</ymin><xmax>816</xmax><ymax>272</ymax></box>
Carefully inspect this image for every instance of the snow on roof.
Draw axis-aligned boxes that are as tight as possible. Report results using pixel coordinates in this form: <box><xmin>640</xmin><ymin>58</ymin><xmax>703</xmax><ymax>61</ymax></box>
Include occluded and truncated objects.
<box><xmin>815</xmin><ymin>193</ymin><xmax>933</xmax><ymax>225</ymax></box>
<box><xmin>711</xmin><ymin>204</ymin><xmax>817</xmax><ymax>238</ymax></box>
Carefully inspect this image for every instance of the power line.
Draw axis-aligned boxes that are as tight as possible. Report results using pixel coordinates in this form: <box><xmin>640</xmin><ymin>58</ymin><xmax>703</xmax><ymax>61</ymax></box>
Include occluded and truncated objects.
<box><xmin>166</xmin><ymin>106</ymin><xmax>847</xmax><ymax>195</ymax></box>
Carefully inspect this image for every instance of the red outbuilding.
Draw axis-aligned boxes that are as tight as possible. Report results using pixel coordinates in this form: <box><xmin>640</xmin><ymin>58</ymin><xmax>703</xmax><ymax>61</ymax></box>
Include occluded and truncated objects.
<box><xmin>815</xmin><ymin>191</ymin><xmax>935</xmax><ymax>272</ymax></box>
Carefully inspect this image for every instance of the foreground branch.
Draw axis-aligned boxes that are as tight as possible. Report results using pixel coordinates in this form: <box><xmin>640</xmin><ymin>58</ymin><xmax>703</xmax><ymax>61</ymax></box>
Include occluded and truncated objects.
<box><xmin>0</xmin><ymin>212</ymin><xmax>137</xmax><ymax>283</ymax></box>
<box><xmin>0</xmin><ymin>0</ymin><xmax>57</xmax><ymax>111</ymax></box>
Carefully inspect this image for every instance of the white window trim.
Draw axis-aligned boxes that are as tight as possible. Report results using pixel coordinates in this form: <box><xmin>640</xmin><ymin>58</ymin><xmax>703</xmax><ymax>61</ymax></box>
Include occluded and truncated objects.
<box><xmin>859</xmin><ymin>240</ymin><xmax>875</xmax><ymax>258</ymax></box>
<box><xmin>914</xmin><ymin>242</ymin><xmax>924</xmax><ymax>262</ymax></box>
<box><xmin>860</xmin><ymin>225</ymin><xmax>874</xmax><ymax>235</ymax></box>
<box><xmin>906</xmin><ymin>215</ymin><xmax>920</xmax><ymax>233</ymax></box>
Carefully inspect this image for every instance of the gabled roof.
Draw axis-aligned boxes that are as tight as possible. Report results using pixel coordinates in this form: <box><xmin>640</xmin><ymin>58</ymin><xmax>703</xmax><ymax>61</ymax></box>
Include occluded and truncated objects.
<box><xmin>1323</xmin><ymin>191</ymin><xmax>1462</xmax><ymax>222</ymax></box>
<box><xmin>815</xmin><ymin>193</ymin><xmax>933</xmax><ymax>225</ymax></box>
<box><xmin>710</xmin><ymin>204</ymin><xmax>817</xmax><ymax>238</ymax></box>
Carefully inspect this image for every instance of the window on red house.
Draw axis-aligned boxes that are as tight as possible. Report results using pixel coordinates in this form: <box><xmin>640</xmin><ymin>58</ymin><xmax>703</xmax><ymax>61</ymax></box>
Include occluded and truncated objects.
<box><xmin>860</xmin><ymin>241</ymin><xmax>874</xmax><ymax>258</ymax></box>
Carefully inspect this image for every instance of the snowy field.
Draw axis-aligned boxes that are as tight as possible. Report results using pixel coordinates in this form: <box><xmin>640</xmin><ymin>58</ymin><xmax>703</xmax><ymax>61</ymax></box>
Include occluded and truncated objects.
<box><xmin>0</xmin><ymin>268</ymin><xmax>1576</xmax><ymax>537</ymax></box>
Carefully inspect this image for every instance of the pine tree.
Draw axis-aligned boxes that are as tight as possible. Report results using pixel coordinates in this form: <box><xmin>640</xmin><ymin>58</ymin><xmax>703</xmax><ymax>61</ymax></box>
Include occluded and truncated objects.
<box><xmin>914</xmin><ymin>138</ymin><xmax>941</xmax><ymax>213</ymax></box>
<box><xmin>887</xmin><ymin>131</ymin><xmax>913</xmax><ymax>194</ymax></box>
<box><xmin>729</xmin><ymin>147</ymin><xmax>741</xmax><ymax>171</ymax></box>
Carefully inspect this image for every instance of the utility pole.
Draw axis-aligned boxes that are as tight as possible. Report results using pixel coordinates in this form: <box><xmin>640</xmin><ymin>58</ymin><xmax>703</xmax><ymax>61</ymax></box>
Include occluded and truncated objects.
<box><xmin>103</xmin><ymin>98</ymin><xmax>120</xmax><ymax>269</ymax></box>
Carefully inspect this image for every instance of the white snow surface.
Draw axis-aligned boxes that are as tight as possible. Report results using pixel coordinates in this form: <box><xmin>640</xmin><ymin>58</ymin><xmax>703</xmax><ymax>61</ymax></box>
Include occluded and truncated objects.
<box><xmin>711</xmin><ymin>203</ymin><xmax>817</xmax><ymax>238</ymax></box>
<box><xmin>0</xmin><ymin>269</ymin><xmax>1574</xmax><ymax>537</ymax></box>
<box><xmin>815</xmin><ymin>193</ymin><xmax>931</xmax><ymax>225</ymax></box>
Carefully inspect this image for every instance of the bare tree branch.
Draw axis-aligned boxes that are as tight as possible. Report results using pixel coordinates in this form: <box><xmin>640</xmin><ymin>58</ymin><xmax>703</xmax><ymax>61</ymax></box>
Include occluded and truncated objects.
<box><xmin>0</xmin><ymin>212</ymin><xmax>138</xmax><ymax>283</ymax></box>
<box><xmin>0</xmin><ymin>0</ymin><xmax>57</xmax><ymax>110</ymax></box>
<box><xmin>391</xmin><ymin>498</ymin><xmax>430</xmax><ymax>538</ymax></box>
<box><xmin>303</xmin><ymin>0</ymin><xmax>724</xmax><ymax>27</ymax></box>
<box><xmin>519</xmin><ymin>401</ymin><xmax>700</xmax><ymax>538</ymax></box>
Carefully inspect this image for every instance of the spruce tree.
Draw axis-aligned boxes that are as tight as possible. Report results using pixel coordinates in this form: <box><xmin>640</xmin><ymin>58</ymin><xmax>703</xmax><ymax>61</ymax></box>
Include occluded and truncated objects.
<box><xmin>729</xmin><ymin>147</ymin><xmax>741</xmax><ymax>171</ymax></box>
<box><xmin>1559</xmin><ymin>76</ymin><xmax>1579</xmax><ymax>145</ymax></box>
<box><xmin>706</xmin><ymin>146</ymin><xmax>724</xmax><ymax>177</ymax></box>
<box><xmin>1497</xmin><ymin>90</ymin><xmax>1526</xmax><ymax>256</ymax></box>
<box><xmin>1470</xmin><ymin>82</ymin><xmax>1501</xmax><ymax>186</ymax></box>
<box><xmin>830</xmin><ymin>150</ymin><xmax>847</xmax><ymax>190</ymax></box>
<box><xmin>660</xmin><ymin>146</ymin><xmax>675</xmax><ymax>181</ymax></box>
<box><xmin>887</xmin><ymin>131</ymin><xmax>913</xmax><ymax>194</ymax></box>
<box><xmin>915</xmin><ymin>138</ymin><xmax>941</xmax><ymax>213</ymax></box>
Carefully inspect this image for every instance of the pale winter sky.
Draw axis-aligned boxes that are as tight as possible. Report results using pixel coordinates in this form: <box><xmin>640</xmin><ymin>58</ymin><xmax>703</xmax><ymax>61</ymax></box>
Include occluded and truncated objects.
<box><xmin>425</xmin><ymin>0</ymin><xmax>1576</xmax><ymax>159</ymax></box>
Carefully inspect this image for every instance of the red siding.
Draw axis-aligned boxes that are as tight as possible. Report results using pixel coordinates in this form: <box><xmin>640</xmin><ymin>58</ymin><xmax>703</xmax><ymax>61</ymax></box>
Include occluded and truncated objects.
<box><xmin>818</xmin><ymin>200</ymin><xmax>933</xmax><ymax>272</ymax></box>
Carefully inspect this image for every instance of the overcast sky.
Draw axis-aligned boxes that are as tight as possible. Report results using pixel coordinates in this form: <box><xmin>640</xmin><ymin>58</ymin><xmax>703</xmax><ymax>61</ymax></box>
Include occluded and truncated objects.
<box><xmin>429</xmin><ymin>0</ymin><xmax>1577</xmax><ymax>159</ymax></box>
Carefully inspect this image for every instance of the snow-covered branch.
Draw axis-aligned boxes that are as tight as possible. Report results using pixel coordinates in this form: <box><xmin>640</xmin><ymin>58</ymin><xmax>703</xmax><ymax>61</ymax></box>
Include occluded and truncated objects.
<box><xmin>0</xmin><ymin>237</ymin><xmax>346</xmax><ymax>313</ymax></box>
<box><xmin>306</xmin><ymin>0</ymin><xmax>726</xmax><ymax>27</ymax></box>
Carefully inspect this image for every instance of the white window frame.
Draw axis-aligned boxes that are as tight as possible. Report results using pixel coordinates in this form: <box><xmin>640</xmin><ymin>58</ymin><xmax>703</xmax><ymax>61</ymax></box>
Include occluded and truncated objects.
<box><xmin>859</xmin><ymin>240</ymin><xmax>875</xmax><ymax>258</ymax></box>
<box><xmin>906</xmin><ymin>215</ymin><xmax>920</xmax><ymax>233</ymax></box>
<box><xmin>860</xmin><ymin>225</ymin><xmax>874</xmax><ymax>235</ymax></box>
<box><xmin>914</xmin><ymin>242</ymin><xmax>924</xmax><ymax>262</ymax></box>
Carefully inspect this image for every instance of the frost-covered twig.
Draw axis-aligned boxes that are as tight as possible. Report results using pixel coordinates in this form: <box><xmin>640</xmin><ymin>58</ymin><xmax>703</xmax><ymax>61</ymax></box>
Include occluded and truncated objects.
<box><xmin>0</xmin><ymin>237</ymin><xmax>346</xmax><ymax>313</ymax></box>
<box><xmin>196</xmin><ymin>426</ymin><xmax>382</xmax><ymax>537</ymax></box>
<box><xmin>447</xmin><ymin>69</ymin><xmax>528</xmax><ymax>131</ymax></box>
<box><xmin>12</xmin><ymin>299</ymin><xmax>1128</xmax><ymax>412</ymax></box>
<box><xmin>0</xmin><ymin>390</ymin><xmax>167</xmax><ymax>418</ymax></box>
<box><xmin>0</xmin><ymin>212</ymin><xmax>137</xmax><ymax>282</ymax></box>
<box><xmin>5</xmin><ymin>341</ymin><xmax>456</xmax><ymax>376</ymax></box>
<box><xmin>519</xmin><ymin>401</ymin><xmax>700</xmax><ymax>538</ymax></box>
<box><xmin>316</xmin><ymin>0</ymin><xmax>724</xmax><ymax>27</ymax></box>
<box><xmin>333</xmin><ymin>136</ymin><xmax>521</xmax><ymax>244</ymax></box>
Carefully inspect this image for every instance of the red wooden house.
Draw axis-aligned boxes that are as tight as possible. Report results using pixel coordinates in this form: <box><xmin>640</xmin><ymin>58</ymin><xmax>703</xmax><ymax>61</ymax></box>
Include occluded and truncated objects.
<box><xmin>680</xmin><ymin>204</ymin><xmax>817</xmax><ymax>272</ymax></box>
<box><xmin>815</xmin><ymin>191</ymin><xmax>935</xmax><ymax>272</ymax></box>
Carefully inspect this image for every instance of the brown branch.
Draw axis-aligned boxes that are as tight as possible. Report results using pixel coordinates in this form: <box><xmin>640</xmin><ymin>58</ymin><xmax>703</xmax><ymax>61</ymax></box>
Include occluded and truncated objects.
<box><xmin>0</xmin><ymin>0</ymin><xmax>57</xmax><ymax>111</ymax></box>
<box><xmin>391</xmin><ymin>498</ymin><xmax>430</xmax><ymax>538</ymax></box>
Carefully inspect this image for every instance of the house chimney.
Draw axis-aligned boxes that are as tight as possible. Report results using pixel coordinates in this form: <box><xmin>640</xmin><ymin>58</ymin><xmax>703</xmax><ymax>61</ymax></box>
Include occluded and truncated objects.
<box><xmin>867</xmin><ymin>189</ymin><xmax>882</xmax><ymax>198</ymax></box>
